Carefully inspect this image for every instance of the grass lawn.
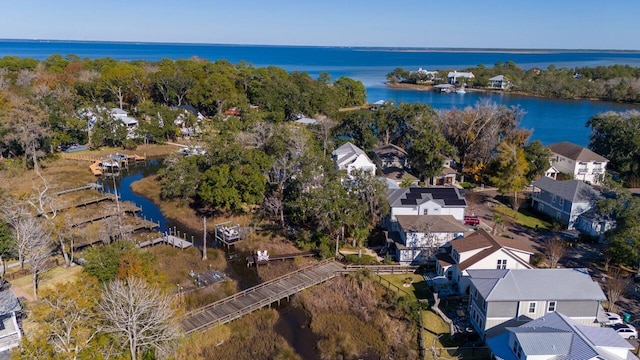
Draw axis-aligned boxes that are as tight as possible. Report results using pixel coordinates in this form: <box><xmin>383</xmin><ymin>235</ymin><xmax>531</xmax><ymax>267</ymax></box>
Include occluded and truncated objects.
<box><xmin>494</xmin><ymin>205</ymin><xmax>552</xmax><ymax>230</ymax></box>
<box><xmin>11</xmin><ymin>264</ymin><xmax>83</xmax><ymax>302</ymax></box>
<box><xmin>379</xmin><ymin>274</ymin><xmax>432</xmax><ymax>302</ymax></box>
<box><xmin>422</xmin><ymin>310</ymin><xmax>458</xmax><ymax>359</ymax></box>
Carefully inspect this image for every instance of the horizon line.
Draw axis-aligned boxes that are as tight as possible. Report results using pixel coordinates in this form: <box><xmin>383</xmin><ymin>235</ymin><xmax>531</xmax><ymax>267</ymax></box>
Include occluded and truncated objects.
<box><xmin>1</xmin><ymin>38</ymin><xmax>640</xmax><ymax>53</ymax></box>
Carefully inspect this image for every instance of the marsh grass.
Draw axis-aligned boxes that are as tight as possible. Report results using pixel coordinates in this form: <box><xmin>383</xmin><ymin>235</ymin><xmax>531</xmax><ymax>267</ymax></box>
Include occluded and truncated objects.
<box><xmin>175</xmin><ymin>309</ymin><xmax>300</xmax><ymax>360</ymax></box>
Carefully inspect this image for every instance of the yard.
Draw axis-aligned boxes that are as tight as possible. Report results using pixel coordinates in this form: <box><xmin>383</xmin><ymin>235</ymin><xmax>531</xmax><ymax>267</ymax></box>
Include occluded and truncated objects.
<box><xmin>8</xmin><ymin>263</ymin><xmax>83</xmax><ymax>302</ymax></box>
<box><xmin>493</xmin><ymin>204</ymin><xmax>552</xmax><ymax>230</ymax></box>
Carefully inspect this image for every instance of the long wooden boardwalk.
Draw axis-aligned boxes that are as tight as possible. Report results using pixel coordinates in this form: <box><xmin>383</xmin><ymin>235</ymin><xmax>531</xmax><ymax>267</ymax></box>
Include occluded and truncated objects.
<box><xmin>180</xmin><ymin>259</ymin><xmax>343</xmax><ymax>334</ymax></box>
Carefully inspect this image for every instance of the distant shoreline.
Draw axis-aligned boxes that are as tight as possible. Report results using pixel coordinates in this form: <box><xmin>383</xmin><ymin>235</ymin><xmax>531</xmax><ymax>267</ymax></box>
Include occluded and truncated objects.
<box><xmin>1</xmin><ymin>38</ymin><xmax>639</xmax><ymax>53</ymax></box>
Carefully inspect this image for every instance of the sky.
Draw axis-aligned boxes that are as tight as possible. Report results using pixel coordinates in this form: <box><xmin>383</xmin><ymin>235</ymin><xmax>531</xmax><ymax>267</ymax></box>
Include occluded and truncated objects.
<box><xmin>1</xmin><ymin>0</ymin><xmax>640</xmax><ymax>50</ymax></box>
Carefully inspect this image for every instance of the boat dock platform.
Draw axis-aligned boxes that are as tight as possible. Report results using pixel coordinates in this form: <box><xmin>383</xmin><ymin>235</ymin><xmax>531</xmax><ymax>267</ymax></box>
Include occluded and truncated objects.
<box><xmin>138</xmin><ymin>234</ymin><xmax>192</xmax><ymax>249</ymax></box>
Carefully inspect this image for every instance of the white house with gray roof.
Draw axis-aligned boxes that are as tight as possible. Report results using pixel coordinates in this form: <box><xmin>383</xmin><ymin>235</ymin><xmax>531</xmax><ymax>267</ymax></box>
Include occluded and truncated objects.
<box><xmin>447</xmin><ymin>71</ymin><xmax>475</xmax><ymax>85</ymax></box>
<box><xmin>487</xmin><ymin>311</ymin><xmax>636</xmax><ymax>360</ymax></box>
<box><xmin>467</xmin><ymin>268</ymin><xmax>607</xmax><ymax>339</ymax></box>
<box><xmin>332</xmin><ymin>142</ymin><xmax>376</xmax><ymax>176</ymax></box>
<box><xmin>531</xmin><ymin>177</ymin><xmax>601</xmax><ymax>230</ymax></box>
<box><xmin>385</xmin><ymin>187</ymin><xmax>467</xmax><ymax>231</ymax></box>
<box><xmin>488</xmin><ymin>75</ymin><xmax>511</xmax><ymax>90</ymax></box>
<box><xmin>393</xmin><ymin>215</ymin><xmax>467</xmax><ymax>264</ymax></box>
<box><xmin>548</xmin><ymin>141</ymin><xmax>608</xmax><ymax>185</ymax></box>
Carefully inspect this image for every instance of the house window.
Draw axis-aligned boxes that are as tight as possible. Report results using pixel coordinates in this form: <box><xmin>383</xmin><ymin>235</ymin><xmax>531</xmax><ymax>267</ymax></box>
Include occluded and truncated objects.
<box><xmin>559</xmin><ymin>198</ymin><xmax>564</xmax><ymax>207</ymax></box>
<box><xmin>528</xmin><ymin>302</ymin><xmax>536</xmax><ymax>313</ymax></box>
<box><xmin>551</xmin><ymin>195</ymin><xmax>556</xmax><ymax>203</ymax></box>
<box><xmin>548</xmin><ymin>301</ymin><xmax>557</xmax><ymax>312</ymax></box>
<box><xmin>556</xmin><ymin>211</ymin><xmax>562</xmax><ymax>220</ymax></box>
<box><xmin>497</xmin><ymin>259</ymin><xmax>507</xmax><ymax>269</ymax></box>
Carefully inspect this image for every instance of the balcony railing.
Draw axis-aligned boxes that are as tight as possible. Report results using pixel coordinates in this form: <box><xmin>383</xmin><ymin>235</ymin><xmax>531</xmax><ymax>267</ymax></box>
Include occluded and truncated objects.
<box><xmin>577</xmin><ymin>168</ymin><xmax>588</xmax><ymax>175</ymax></box>
<box><xmin>592</xmin><ymin>168</ymin><xmax>604</xmax><ymax>174</ymax></box>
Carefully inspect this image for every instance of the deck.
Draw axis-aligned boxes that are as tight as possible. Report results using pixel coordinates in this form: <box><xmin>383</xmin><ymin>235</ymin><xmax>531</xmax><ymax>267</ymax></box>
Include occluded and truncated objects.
<box><xmin>180</xmin><ymin>259</ymin><xmax>343</xmax><ymax>334</ymax></box>
<box><xmin>138</xmin><ymin>234</ymin><xmax>192</xmax><ymax>249</ymax></box>
<box><xmin>245</xmin><ymin>250</ymin><xmax>317</xmax><ymax>266</ymax></box>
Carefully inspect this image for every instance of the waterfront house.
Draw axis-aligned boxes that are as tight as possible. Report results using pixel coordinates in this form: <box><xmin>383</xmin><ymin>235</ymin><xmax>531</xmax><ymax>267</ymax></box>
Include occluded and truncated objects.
<box><xmin>488</xmin><ymin>75</ymin><xmax>511</xmax><ymax>90</ymax></box>
<box><xmin>447</xmin><ymin>71</ymin><xmax>475</xmax><ymax>85</ymax></box>
<box><xmin>332</xmin><ymin>142</ymin><xmax>376</xmax><ymax>176</ymax></box>
<box><xmin>487</xmin><ymin>312</ymin><xmax>635</xmax><ymax>360</ymax></box>
<box><xmin>530</xmin><ymin>177</ymin><xmax>600</xmax><ymax>230</ymax></box>
<box><xmin>436</xmin><ymin>229</ymin><xmax>535</xmax><ymax>294</ymax></box>
<box><xmin>385</xmin><ymin>187</ymin><xmax>467</xmax><ymax>231</ymax></box>
<box><xmin>109</xmin><ymin>108</ymin><xmax>138</xmax><ymax>138</ymax></box>
<box><xmin>393</xmin><ymin>214</ymin><xmax>467</xmax><ymax>264</ymax></box>
<box><xmin>548</xmin><ymin>141</ymin><xmax>608</xmax><ymax>185</ymax></box>
<box><xmin>467</xmin><ymin>268</ymin><xmax>607</xmax><ymax>339</ymax></box>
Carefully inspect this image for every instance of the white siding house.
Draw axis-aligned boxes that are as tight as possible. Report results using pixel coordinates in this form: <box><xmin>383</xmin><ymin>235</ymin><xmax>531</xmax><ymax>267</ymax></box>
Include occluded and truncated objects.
<box><xmin>548</xmin><ymin>141</ymin><xmax>608</xmax><ymax>185</ymax></box>
<box><xmin>332</xmin><ymin>142</ymin><xmax>376</xmax><ymax>176</ymax></box>
<box><xmin>386</xmin><ymin>187</ymin><xmax>467</xmax><ymax>231</ymax></box>
<box><xmin>394</xmin><ymin>215</ymin><xmax>467</xmax><ymax>264</ymax></box>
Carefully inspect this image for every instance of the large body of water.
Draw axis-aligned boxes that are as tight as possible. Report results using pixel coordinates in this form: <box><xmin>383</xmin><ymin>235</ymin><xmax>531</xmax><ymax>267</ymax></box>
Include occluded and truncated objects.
<box><xmin>2</xmin><ymin>40</ymin><xmax>640</xmax><ymax>145</ymax></box>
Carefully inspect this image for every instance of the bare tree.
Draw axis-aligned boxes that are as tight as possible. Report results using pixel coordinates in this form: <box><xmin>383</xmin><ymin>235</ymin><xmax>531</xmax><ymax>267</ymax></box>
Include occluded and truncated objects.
<box><xmin>606</xmin><ymin>269</ymin><xmax>630</xmax><ymax>313</ymax></box>
<box><xmin>99</xmin><ymin>277</ymin><xmax>180</xmax><ymax>360</ymax></box>
<box><xmin>311</xmin><ymin>117</ymin><xmax>336</xmax><ymax>156</ymax></box>
<box><xmin>24</xmin><ymin>218</ymin><xmax>52</xmax><ymax>300</ymax></box>
<box><xmin>545</xmin><ymin>236</ymin><xmax>567</xmax><ymax>268</ymax></box>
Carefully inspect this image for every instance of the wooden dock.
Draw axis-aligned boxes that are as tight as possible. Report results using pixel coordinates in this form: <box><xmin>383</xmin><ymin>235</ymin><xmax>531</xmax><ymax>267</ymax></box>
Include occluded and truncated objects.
<box><xmin>245</xmin><ymin>250</ymin><xmax>317</xmax><ymax>266</ymax></box>
<box><xmin>180</xmin><ymin>259</ymin><xmax>343</xmax><ymax>334</ymax></box>
<box><xmin>138</xmin><ymin>234</ymin><xmax>192</xmax><ymax>249</ymax></box>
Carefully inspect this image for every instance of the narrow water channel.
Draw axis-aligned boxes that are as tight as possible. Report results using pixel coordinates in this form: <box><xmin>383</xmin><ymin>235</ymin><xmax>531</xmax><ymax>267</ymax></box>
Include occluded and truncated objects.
<box><xmin>101</xmin><ymin>158</ymin><xmax>320</xmax><ymax>357</ymax></box>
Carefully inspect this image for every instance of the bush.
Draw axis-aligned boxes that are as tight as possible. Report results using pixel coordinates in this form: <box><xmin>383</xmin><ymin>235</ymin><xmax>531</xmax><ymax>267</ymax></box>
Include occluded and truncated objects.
<box><xmin>460</xmin><ymin>182</ymin><xmax>477</xmax><ymax>189</ymax></box>
<box><xmin>530</xmin><ymin>253</ymin><xmax>545</xmax><ymax>267</ymax></box>
<box><xmin>122</xmin><ymin>139</ymin><xmax>137</xmax><ymax>150</ymax></box>
<box><xmin>344</xmin><ymin>254</ymin><xmax>379</xmax><ymax>265</ymax></box>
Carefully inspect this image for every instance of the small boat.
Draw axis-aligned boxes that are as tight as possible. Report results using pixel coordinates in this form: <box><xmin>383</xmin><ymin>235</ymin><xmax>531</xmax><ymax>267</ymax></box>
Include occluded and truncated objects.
<box><xmin>456</xmin><ymin>87</ymin><xmax>466</xmax><ymax>94</ymax></box>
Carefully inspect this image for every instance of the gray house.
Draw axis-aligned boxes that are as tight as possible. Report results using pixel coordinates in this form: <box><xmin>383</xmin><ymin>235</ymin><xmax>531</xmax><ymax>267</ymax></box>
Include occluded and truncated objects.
<box><xmin>487</xmin><ymin>311</ymin><xmax>635</xmax><ymax>360</ymax></box>
<box><xmin>467</xmin><ymin>268</ymin><xmax>607</xmax><ymax>339</ymax></box>
<box><xmin>530</xmin><ymin>177</ymin><xmax>600</xmax><ymax>230</ymax></box>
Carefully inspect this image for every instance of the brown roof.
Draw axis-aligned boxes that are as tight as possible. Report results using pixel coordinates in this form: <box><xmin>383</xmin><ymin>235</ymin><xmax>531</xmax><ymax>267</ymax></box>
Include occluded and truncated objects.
<box><xmin>383</xmin><ymin>167</ymin><xmax>418</xmax><ymax>182</ymax></box>
<box><xmin>373</xmin><ymin>143</ymin><xmax>408</xmax><ymax>158</ymax></box>
<box><xmin>396</xmin><ymin>215</ymin><xmax>467</xmax><ymax>233</ymax></box>
<box><xmin>549</xmin><ymin>141</ymin><xmax>608</xmax><ymax>162</ymax></box>
<box><xmin>435</xmin><ymin>252</ymin><xmax>456</xmax><ymax>267</ymax></box>
<box><xmin>441</xmin><ymin>167</ymin><xmax>458</xmax><ymax>176</ymax></box>
<box><xmin>450</xmin><ymin>229</ymin><xmax>536</xmax><ymax>271</ymax></box>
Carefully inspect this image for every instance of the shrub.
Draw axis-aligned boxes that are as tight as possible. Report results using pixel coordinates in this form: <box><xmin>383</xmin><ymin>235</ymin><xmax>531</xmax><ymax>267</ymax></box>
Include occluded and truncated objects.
<box><xmin>460</xmin><ymin>182</ymin><xmax>477</xmax><ymax>189</ymax></box>
<box><xmin>530</xmin><ymin>253</ymin><xmax>545</xmax><ymax>267</ymax></box>
<box><xmin>122</xmin><ymin>139</ymin><xmax>137</xmax><ymax>150</ymax></box>
<box><xmin>344</xmin><ymin>254</ymin><xmax>378</xmax><ymax>265</ymax></box>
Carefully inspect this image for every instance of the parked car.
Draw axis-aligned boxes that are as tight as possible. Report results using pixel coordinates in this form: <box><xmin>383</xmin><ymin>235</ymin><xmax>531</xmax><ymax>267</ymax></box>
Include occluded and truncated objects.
<box><xmin>605</xmin><ymin>312</ymin><xmax>624</xmax><ymax>325</ymax></box>
<box><xmin>613</xmin><ymin>324</ymin><xmax>637</xmax><ymax>339</ymax></box>
<box><xmin>464</xmin><ymin>216</ymin><xmax>480</xmax><ymax>226</ymax></box>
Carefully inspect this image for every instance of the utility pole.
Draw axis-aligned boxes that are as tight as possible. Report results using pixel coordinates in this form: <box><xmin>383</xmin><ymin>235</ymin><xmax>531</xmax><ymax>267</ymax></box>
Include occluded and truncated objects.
<box><xmin>202</xmin><ymin>217</ymin><xmax>207</xmax><ymax>261</ymax></box>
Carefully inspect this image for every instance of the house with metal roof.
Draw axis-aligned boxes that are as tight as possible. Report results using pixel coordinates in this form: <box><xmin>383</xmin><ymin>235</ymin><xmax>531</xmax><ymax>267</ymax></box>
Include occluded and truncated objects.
<box><xmin>436</xmin><ymin>229</ymin><xmax>536</xmax><ymax>294</ymax></box>
<box><xmin>393</xmin><ymin>215</ymin><xmax>467</xmax><ymax>264</ymax></box>
<box><xmin>487</xmin><ymin>311</ymin><xmax>636</xmax><ymax>360</ymax></box>
<box><xmin>488</xmin><ymin>75</ymin><xmax>511</xmax><ymax>90</ymax></box>
<box><xmin>548</xmin><ymin>141</ymin><xmax>608</xmax><ymax>185</ymax></box>
<box><xmin>467</xmin><ymin>268</ymin><xmax>607</xmax><ymax>339</ymax></box>
<box><xmin>332</xmin><ymin>142</ymin><xmax>376</xmax><ymax>176</ymax></box>
<box><xmin>0</xmin><ymin>289</ymin><xmax>23</xmax><ymax>353</ymax></box>
<box><xmin>447</xmin><ymin>71</ymin><xmax>475</xmax><ymax>85</ymax></box>
<box><xmin>531</xmin><ymin>177</ymin><xmax>603</xmax><ymax>231</ymax></box>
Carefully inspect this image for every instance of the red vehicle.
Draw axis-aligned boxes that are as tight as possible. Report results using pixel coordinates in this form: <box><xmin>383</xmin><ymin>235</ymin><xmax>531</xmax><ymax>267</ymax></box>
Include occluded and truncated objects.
<box><xmin>464</xmin><ymin>216</ymin><xmax>480</xmax><ymax>226</ymax></box>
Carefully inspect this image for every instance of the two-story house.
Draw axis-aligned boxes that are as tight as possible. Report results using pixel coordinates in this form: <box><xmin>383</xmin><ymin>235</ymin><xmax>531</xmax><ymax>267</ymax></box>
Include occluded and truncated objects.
<box><xmin>332</xmin><ymin>142</ymin><xmax>376</xmax><ymax>176</ymax></box>
<box><xmin>371</xmin><ymin>144</ymin><xmax>418</xmax><ymax>187</ymax></box>
<box><xmin>531</xmin><ymin>177</ymin><xmax>601</xmax><ymax>230</ymax></box>
<box><xmin>487</xmin><ymin>312</ymin><xmax>636</xmax><ymax>360</ymax></box>
<box><xmin>548</xmin><ymin>141</ymin><xmax>608</xmax><ymax>185</ymax></box>
<box><xmin>386</xmin><ymin>187</ymin><xmax>467</xmax><ymax>231</ymax></box>
<box><xmin>488</xmin><ymin>75</ymin><xmax>511</xmax><ymax>90</ymax></box>
<box><xmin>393</xmin><ymin>215</ymin><xmax>467</xmax><ymax>264</ymax></box>
<box><xmin>467</xmin><ymin>268</ymin><xmax>607</xmax><ymax>339</ymax></box>
<box><xmin>436</xmin><ymin>229</ymin><xmax>535</xmax><ymax>294</ymax></box>
<box><xmin>447</xmin><ymin>71</ymin><xmax>475</xmax><ymax>85</ymax></box>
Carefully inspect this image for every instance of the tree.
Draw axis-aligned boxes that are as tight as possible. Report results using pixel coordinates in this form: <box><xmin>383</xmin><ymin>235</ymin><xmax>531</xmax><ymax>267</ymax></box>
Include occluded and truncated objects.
<box><xmin>605</xmin><ymin>269</ymin><xmax>630</xmax><ymax>313</ymax></box>
<box><xmin>6</xmin><ymin>97</ymin><xmax>51</xmax><ymax>170</ymax></box>
<box><xmin>524</xmin><ymin>140</ymin><xmax>552</xmax><ymax>183</ymax></box>
<box><xmin>490</xmin><ymin>141</ymin><xmax>529</xmax><ymax>210</ymax></box>
<box><xmin>99</xmin><ymin>277</ymin><xmax>180</xmax><ymax>360</ymax></box>
<box><xmin>99</xmin><ymin>62</ymin><xmax>143</xmax><ymax>109</ymax></box>
<box><xmin>23</xmin><ymin>275</ymin><xmax>103</xmax><ymax>359</ymax></box>
<box><xmin>545</xmin><ymin>236</ymin><xmax>567</xmax><ymax>268</ymax></box>
<box><xmin>24</xmin><ymin>218</ymin><xmax>52</xmax><ymax>300</ymax></box>
<box><xmin>333</xmin><ymin>77</ymin><xmax>366</xmax><ymax>108</ymax></box>
<box><xmin>586</xmin><ymin>110</ymin><xmax>640</xmax><ymax>186</ymax></box>
<box><xmin>437</xmin><ymin>102</ymin><xmax>529</xmax><ymax>181</ymax></box>
<box><xmin>0</xmin><ymin>222</ymin><xmax>15</xmax><ymax>276</ymax></box>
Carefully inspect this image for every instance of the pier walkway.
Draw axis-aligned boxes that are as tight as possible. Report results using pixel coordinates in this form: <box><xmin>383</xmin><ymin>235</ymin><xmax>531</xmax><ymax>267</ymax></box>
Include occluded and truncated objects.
<box><xmin>180</xmin><ymin>259</ymin><xmax>342</xmax><ymax>334</ymax></box>
<box><xmin>138</xmin><ymin>234</ymin><xmax>192</xmax><ymax>249</ymax></box>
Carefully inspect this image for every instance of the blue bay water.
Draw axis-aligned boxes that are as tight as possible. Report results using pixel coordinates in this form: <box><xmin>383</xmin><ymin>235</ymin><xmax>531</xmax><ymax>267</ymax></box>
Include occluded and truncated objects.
<box><xmin>2</xmin><ymin>40</ymin><xmax>640</xmax><ymax>146</ymax></box>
